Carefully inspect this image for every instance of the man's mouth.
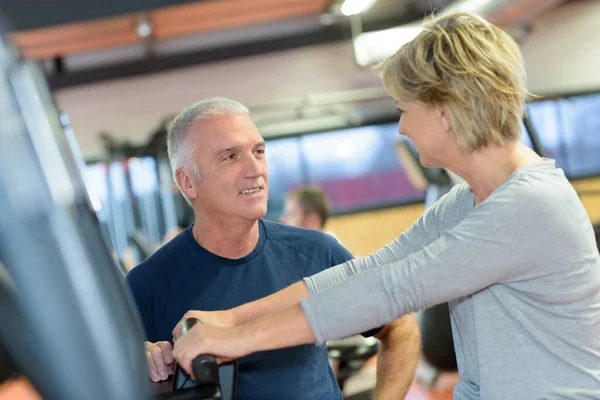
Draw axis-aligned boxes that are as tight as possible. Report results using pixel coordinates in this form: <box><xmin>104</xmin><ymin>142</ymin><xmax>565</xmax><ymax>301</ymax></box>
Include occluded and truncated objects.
<box><xmin>240</xmin><ymin>187</ymin><xmax>263</xmax><ymax>195</ymax></box>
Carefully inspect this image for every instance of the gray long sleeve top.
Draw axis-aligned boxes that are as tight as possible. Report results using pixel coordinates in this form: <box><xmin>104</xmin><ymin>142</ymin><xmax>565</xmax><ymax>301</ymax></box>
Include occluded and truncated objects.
<box><xmin>300</xmin><ymin>159</ymin><xmax>600</xmax><ymax>399</ymax></box>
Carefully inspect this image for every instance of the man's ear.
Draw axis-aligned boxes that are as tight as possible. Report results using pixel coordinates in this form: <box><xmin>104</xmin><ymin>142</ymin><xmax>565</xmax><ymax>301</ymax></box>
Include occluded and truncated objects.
<box><xmin>437</xmin><ymin>104</ymin><xmax>452</xmax><ymax>133</ymax></box>
<box><xmin>175</xmin><ymin>169</ymin><xmax>199</xmax><ymax>201</ymax></box>
<box><xmin>305</xmin><ymin>212</ymin><xmax>323</xmax><ymax>231</ymax></box>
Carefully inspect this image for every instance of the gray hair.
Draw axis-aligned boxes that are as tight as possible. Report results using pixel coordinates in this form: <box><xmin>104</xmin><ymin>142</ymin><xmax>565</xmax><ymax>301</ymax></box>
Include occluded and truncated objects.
<box><xmin>167</xmin><ymin>97</ymin><xmax>250</xmax><ymax>203</ymax></box>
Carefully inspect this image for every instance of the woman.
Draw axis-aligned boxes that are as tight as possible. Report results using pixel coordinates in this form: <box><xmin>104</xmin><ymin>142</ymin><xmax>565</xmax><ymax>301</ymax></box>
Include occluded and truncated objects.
<box><xmin>173</xmin><ymin>12</ymin><xmax>600</xmax><ymax>398</ymax></box>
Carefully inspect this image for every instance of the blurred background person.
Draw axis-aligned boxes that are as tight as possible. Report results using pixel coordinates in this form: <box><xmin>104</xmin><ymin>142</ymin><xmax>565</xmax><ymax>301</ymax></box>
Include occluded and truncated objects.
<box><xmin>280</xmin><ymin>186</ymin><xmax>340</xmax><ymax>241</ymax></box>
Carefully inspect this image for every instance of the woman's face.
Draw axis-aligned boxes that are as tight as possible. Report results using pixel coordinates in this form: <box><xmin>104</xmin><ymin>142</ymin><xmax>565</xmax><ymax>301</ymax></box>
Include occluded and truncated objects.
<box><xmin>395</xmin><ymin>100</ymin><xmax>456</xmax><ymax>168</ymax></box>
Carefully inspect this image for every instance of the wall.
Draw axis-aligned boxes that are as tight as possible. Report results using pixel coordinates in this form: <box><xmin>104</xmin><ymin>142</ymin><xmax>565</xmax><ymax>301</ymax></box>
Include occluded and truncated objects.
<box><xmin>573</xmin><ymin>177</ymin><xmax>600</xmax><ymax>223</ymax></box>
<box><xmin>522</xmin><ymin>0</ymin><xmax>600</xmax><ymax>96</ymax></box>
<box><xmin>53</xmin><ymin>41</ymin><xmax>379</xmax><ymax>160</ymax></box>
<box><xmin>327</xmin><ymin>203</ymin><xmax>424</xmax><ymax>257</ymax></box>
<box><xmin>331</xmin><ymin>177</ymin><xmax>600</xmax><ymax>257</ymax></box>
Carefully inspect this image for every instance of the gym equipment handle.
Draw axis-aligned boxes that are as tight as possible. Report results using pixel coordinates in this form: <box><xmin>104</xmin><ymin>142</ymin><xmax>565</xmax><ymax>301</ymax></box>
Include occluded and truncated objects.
<box><xmin>180</xmin><ymin>318</ymin><xmax>218</xmax><ymax>385</ymax></box>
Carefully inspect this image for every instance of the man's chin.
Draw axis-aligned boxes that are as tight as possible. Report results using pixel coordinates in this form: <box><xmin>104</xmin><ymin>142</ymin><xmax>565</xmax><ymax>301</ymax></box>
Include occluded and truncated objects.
<box><xmin>240</xmin><ymin>206</ymin><xmax>267</xmax><ymax>221</ymax></box>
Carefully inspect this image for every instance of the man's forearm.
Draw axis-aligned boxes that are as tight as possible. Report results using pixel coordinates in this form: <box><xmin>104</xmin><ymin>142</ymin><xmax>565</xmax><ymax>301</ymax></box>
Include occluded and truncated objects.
<box><xmin>232</xmin><ymin>281</ymin><xmax>309</xmax><ymax>325</ymax></box>
<box><xmin>373</xmin><ymin>315</ymin><xmax>421</xmax><ymax>400</ymax></box>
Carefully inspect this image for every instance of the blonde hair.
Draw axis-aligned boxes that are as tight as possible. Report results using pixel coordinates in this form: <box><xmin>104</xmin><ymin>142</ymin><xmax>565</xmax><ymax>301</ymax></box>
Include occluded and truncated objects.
<box><xmin>375</xmin><ymin>12</ymin><xmax>531</xmax><ymax>151</ymax></box>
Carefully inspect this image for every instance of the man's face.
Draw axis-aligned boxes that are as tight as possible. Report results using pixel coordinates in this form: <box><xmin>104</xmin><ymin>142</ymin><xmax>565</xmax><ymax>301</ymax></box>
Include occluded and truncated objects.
<box><xmin>189</xmin><ymin>114</ymin><xmax>268</xmax><ymax>222</ymax></box>
<box><xmin>279</xmin><ymin>195</ymin><xmax>307</xmax><ymax>228</ymax></box>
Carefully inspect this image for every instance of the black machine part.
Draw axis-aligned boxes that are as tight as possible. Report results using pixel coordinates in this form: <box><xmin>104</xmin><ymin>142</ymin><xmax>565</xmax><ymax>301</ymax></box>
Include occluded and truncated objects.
<box><xmin>0</xmin><ymin>20</ymin><xmax>149</xmax><ymax>400</ymax></box>
<box><xmin>173</xmin><ymin>319</ymin><xmax>219</xmax><ymax>392</ymax></box>
<box><xmin>170</xmin><ymin>318</ymin><xmax>238</xmax><ymax>400</ymax></box>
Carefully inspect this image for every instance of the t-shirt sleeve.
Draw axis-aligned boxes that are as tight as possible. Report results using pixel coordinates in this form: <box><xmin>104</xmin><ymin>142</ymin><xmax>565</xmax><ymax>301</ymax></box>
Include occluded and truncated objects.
<box><xmin>328</xmin><ymin>235</ymin><xmax>354</xmax><ymax>265</ymax></box>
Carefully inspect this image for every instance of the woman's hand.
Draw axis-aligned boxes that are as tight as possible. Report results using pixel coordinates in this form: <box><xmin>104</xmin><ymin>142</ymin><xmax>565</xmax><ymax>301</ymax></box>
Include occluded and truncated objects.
<box><xmin>172</xmin><ymin>323</ymin><xmax>251</xmax><ymax>375</ymax></box>
<box><xmin>172</xmin><ymin>309</ymin><xmax>235</xmax><ymax>340</ymax></box>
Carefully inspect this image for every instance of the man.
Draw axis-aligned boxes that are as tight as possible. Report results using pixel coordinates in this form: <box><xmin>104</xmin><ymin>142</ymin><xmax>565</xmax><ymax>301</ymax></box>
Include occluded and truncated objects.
<box><xmin>280</xmin><ymin>186</ymin><xmax>331</xmax><ymax>232</ymax></box>
<box><xmin>126</xmin><ymin>97</ymin><xmax>420</xmax><ymax>399</ymax></box>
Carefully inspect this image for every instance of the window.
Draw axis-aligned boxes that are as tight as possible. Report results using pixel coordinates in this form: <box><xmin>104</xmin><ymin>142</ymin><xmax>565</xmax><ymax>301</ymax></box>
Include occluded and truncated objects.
<box><xmin>527</xmin><ymin>100</ymin><xmax>564</xmax><ymax>166</ymax></box>
<box><xmin>556</xmin><ymin>94</ymin><xmax>600</xmax><ymax>177</ymax></box>
<box><xmin>264</xmin><ymin>123</ymin><xmax>425</xmax><ymax>218</ymax></box>
<box><xmin>83</xmin><ymin>162</ymin><xmax>108</xmax><ymax>215</ymax></box>
<box><xmin>264</xmin><ymin>137</ymin><xmax>305</xmax><ymax>220</ymax></box>
<box><xmin>527</xmin><ymin>94</ymin><xmax>600</xmax><ymax>178</ymax></box>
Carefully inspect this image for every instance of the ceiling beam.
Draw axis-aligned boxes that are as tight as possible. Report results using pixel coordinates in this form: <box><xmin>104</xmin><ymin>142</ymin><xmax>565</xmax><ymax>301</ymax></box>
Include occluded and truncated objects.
<box><xmin>10</xmin><ymin>0</ymin><xmax>329</xmax><ymax>59</ymax></box>
<box><xmin>47</xmin><ymin>17</ymin><xmax>409</xmax><ymax>90</ymax></box>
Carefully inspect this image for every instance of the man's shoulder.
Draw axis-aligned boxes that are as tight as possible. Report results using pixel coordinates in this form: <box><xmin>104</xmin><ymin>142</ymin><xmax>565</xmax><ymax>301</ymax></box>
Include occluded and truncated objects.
<box><xmin>126</xmin><ymin>229</ymin><xmax>189</xmax><ymax>285</ymax></box>
<box><xmin>262</xmin><ymin>219</ymin><xmax>342</xmax><ymax>249</ymax></box>
<box><xmin>261</xmin><ymin>220</ymin><xmax>353</xmax><ymax>266</ymax></box>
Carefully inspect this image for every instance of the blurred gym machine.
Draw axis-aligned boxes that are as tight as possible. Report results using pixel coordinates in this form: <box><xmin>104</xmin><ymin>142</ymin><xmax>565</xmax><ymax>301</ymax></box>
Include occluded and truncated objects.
<box><xmin>96</xmin><ymin>117</ymin><xmax>195</xmax><ymax>265</ymax></box>
<box><xmin>394</xmin><ymin>108</ymin><xmax>546</xmax><ymax>385</ymax></box>
<box><xmin>0</xmin><ymin>17</ymin><xmax>231</xmax><ymax>400</ymax></box>
<box><xmin>327</xmin><ymin>334</ymin><xmax>379</xmax><ymax>391</ymax></box>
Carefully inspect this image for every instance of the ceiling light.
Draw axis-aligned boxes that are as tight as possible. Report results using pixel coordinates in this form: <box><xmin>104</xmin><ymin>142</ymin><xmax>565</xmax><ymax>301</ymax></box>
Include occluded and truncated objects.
<box><xmin>340</xmin><ymin>0</ymin><xmax>378</xmax><ymax>16</ymax></box>
<box><xmin>353</xmin><ymin>24</ymin><xmax>423</xmax><ymax>67</ymax></box>
<box><xmin>136</xmin><ymin>14</ymin><xmax>153</xmax><ymax>38</ymax></box>
<box><xmin>336</xmin><ymin>142</ymin><xmax>355</xmax><ymax>158</ymax></box>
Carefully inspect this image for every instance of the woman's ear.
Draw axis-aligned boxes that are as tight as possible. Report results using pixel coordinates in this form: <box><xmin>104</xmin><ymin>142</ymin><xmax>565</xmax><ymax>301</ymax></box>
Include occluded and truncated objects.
<box><xmin>437</xmin><ymin>105</ymin><xmax>452</xmax><ymax>133</ymax></box>
<box><xmin>175</xmin><ymin>169</ymin><xmax>198</xmax><ymax>201</ymax></box>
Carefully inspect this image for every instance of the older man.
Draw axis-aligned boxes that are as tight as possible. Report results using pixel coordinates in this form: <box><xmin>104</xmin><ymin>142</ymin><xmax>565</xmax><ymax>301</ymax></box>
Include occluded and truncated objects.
<box><xmin>126</xmin><ymin>97</ymin><xmax>420</xmax><ymax>399</ymax></box>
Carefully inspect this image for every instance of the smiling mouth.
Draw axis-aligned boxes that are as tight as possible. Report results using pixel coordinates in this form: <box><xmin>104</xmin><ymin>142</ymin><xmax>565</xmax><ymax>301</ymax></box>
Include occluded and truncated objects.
<box><xmin>240</xmin><ymin>187</ymin><xmax>263</xmax><ymax>195</ymax></box>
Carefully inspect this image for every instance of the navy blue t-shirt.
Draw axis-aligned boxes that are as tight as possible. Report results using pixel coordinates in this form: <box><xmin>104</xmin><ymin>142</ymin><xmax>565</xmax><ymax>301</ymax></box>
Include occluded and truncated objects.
<box><xmin>126</xmin><ymin>219</ymin><xmax>353</xmax><ymax>400</ymax></box>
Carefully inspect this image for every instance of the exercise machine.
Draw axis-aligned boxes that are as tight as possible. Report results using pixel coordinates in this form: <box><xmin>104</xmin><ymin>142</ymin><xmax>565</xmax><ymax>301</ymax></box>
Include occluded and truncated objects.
<box><xmin>0</xmin><ymin>17</ymin><xmax>230</xmax><ymax>400</ymax></box>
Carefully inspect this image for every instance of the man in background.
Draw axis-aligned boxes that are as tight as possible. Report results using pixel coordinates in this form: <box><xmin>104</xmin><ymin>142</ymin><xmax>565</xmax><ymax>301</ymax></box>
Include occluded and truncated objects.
<box><xmin>280</xmin><ymin>186</ymin><xmax>340</xmax><ymax>241</ymax></box>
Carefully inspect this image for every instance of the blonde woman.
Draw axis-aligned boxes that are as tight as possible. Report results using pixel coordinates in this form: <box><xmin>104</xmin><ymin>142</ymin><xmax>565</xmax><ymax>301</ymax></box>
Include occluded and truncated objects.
<box><xmin>173</xmin><ymin>12</ymin><xmax>600</xmax><ymax>399</ymax></box>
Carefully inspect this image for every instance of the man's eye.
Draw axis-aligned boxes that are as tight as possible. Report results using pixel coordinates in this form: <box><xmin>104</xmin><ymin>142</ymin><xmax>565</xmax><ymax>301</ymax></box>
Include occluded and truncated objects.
<box><xmin>223</xmin><ymin>154</ymin><xmax>235</xmax><ymax>161</ymax></box>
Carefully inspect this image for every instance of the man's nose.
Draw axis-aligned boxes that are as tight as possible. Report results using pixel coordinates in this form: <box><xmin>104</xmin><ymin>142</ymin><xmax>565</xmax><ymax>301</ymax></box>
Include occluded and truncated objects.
<box><xmin>244</xmin><ymin>154</ymin><xmax>266</xmax><ymax>179</ymax></box>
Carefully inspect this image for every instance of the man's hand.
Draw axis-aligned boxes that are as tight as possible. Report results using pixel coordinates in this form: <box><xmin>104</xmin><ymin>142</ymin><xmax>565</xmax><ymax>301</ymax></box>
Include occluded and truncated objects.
<box><xmin>144</xmin><ymin>341</ymin><xmax>175</xmax><ymax>382</ymax></box>
<box><xmin>172</xmin><ymin>323</ymin><xmax>250</xmax><ymax>375</ymax></box>
<box><xmin>172</xmin><ymin>309</ymin><xmax>235</xmax><ymax>340</ymax></box>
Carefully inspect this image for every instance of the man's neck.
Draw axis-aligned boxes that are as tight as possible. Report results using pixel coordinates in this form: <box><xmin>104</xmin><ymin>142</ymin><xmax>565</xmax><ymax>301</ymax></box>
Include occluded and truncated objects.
<box><xmin>192</xmin><ymin>215</ymin><xmax>261</xmax><ymax>259</ymax></box>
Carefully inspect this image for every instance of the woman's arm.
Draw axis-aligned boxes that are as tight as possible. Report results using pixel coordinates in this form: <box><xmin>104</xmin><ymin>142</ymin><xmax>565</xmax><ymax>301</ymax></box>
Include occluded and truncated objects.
<box><xmin>304</xmin><ymin>185</ymin><xmax>466</xmax><ymax>295</ymax></box>
<box><xmin>232</xmin><ymin>280</ymin><xmax>309</xmax><ymax>324</ymax></box>
<box><xmin>172</xmin><ymin>185</ymin><xmax>465</xmax><ymax>339</ymax></box>
<box><xmin>172</xmin><ymin>304</ymin><xmax>315</xmax><ymax>373</ymax></box>
<box><xmin>172</xmin><ymin>281</ymin><xmax>310</xmax><ymax>338</ymax></box>
<box><xmin>300</xmin><ymin>187</ymin><xmax>552</xmax><ymax>342</ymax></box>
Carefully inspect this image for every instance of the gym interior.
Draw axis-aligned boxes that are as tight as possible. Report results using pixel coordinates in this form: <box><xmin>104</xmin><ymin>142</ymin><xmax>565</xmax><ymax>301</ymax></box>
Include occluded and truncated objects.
<box><xmin>1</xmin><ymin>0</ymin><xmax>599</xmax><ymax>399</ymax></box>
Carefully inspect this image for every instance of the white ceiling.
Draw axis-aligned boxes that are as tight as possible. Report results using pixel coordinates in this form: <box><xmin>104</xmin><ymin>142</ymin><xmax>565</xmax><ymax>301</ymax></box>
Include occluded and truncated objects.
<box><xmin>54</xmin><ymin>39</ymin><xmax>392</xmax><ymax>160</ymax></box>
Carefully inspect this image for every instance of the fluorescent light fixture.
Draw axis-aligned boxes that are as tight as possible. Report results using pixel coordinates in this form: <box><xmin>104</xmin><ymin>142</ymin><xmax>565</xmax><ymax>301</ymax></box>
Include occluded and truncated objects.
<box><xmin>341</xmin><ymin>0</ymin><xmax>378</xmax><ymax>16</ymax></box>
<box><xmin>353</xmin><ymin>23</ymin><xmax>422</xmax><ymax>67</ymax></box>
<box><xmin>443</xmin><ymin>0</ymin><xmax>498</xmax><ymax>15</ymax></box>
<box><xmin>351</xmin><ymin>0</ymin><xmax>510</xmax><ymax>67</ymax></box>
<box><xmin>336</xmin><ymin>142</ymin><xmax>355</xmax><ymax>158</ymax></box>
